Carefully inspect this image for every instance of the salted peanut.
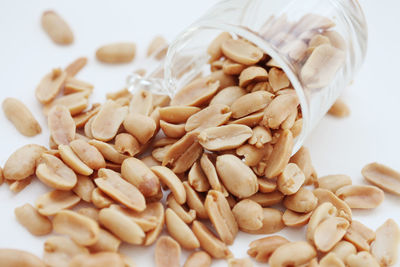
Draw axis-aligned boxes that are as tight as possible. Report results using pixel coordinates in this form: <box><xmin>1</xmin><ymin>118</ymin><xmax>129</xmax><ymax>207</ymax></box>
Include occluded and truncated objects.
<box><xmin>91</xmin><ymin>100</ymin><xmax>128</xmax><ymax>141</ymax></box>
<box><xmin>268</xmin><ymin>68</ymin><xmax>290</xmax><ymax>92</ymax></box>
<box><xmin>258</xmin><ymin>178</ymin><xmax>277</xmax><ymax>193</ymax></box>
<box><xmin>243</xmin><ymin>208</ymin><xmax>284</xmax><ymax>235</ymax></box>
<box><xmin>73</xmin><ymin>104</ymin><xmax>101</xmax><ymax>128</ymax></box>
<box><xmin>165</xmin><ymin>208</ymin><xmax>200</xmax><ymax>249</ymax></box>
<box><xmin>143</xmin><ymin>202</ymin><xmax>165</xmax><ymax>246</ymax></box>
<box><xmin>232</xmin><ymin>199</ymin><xmax>263</xmax><ymax>231</ymax></box>
<box><xmin>249</xmin><ymin>126</ymin><xmax>272</xmax><ymax>148</ymax></box>
<box><xmin>53</xmin><ymin>210</ymin><xmax>99</xmax><ymax>246</ymax></box>
<box><xmin>223</xmin><ymin>59</ymin><xmax>246</xmax><ymax>75</ymax></box>
<box><xmin>159</xmin><ymin>106</ymin><xmax>200</xmax><ymax>124</ymax></box>
<box><xmin>99</xmin><ymin>207</ymin><xmax>145</xmax><ymax>244</ymax></box>
<box><xmin>237</xmin><ymin>144</ymin><xmax>272</xmax><ymax>167</ymax></box>
<box><xmin>171</xmin><ymin>76</ymin><xmax>220</xmax><ymax>107</ymax></box>
<box><xmin>36</xmin><ymin>68</ymin><xmax>67</xmax><ymax>104</ymax></box>
<box><xmin>207</xmin><ymin>32</ymin><xmax>232</xmax><ymax>62</ymax></box>
<box><xmin>43</xmin><ymin>235</ymin><xmax>89</xmax><ymax>267</ymax></box>
<box><xmin>192</xmin><ymin>220</ymin><xmax>232</xmax><ymax>259</ymax></box>
<box><xmin>284</xmin><ymin>187</ymin><xmax>317</xmax><ymax>213</ymax></box>
<box><xmin>262</xmin><ymin>93</ymin><xmax>299</xmax><ymax>130</ymax></box>
<box><xmin>41</xmin><ymin>10</ymin><xmax>73</xmax><ymax>44</ymax></box>
<box><xmin>123</xmin><ymin>112</ymin><xmax>156</xmax><ymax>144</ymax></box>
<box><xmin>0</xmin><ymin>249</ymin><xmax>45</xmax><ymax>267</ymax></box>
<box><xmin>183</xmin><ymin>182</ymin><xmax>208</xmax><ymax>219</ymax></box>
<box><xmin>3</xmin><ymin>144</ymin><xmax>46</xmax><ymax>180</ymax></box>
<box><xmin>96</xmin><ymin>42</ymin><xmax>136</xmax><ymax>63</ymax></box>
<box><xmin>216</xmin><ymin>154</ymin><xmax>258</xmax><ymax>198</ymax></box>
<box><xmin>92</xmin><ymin>188</ymin><xmax>113</xmax><ymax>208</ymax></box>
<box><xmin>186</xmin><ymin>104</ymin><xmax>231</xmax><ymax>132</ymax></box>
<box><xmin>307</xmin><ymin>202</ymin><xmax>337</xmax><ymax>242</ymax></box>
<box><xmin>107</xmin><ymin>204</ymin><xmax>152</xmax><ymax>232</ymax></box>
<box><xmin>239</xmin><ymin>66</ymin><xmax>269</xmax><ymax>88</ymax></box>
<box><xmin>147</xmin><ymin>35</ymin><xmax>167</xmax><ymax>59</ymax></box>
<box><xmin>70</xmin><ymin>139</ymin><xmax>106</xmax><ymax>170</ymax></box>
<box><xmin>95</xmin><ymin>168</ymin><xmax>146</xmax><ymax>212</ymax></box>
<box><xmin>153</xmin><ymin>137</ymin><xmax>178</xmax><ymax>148</ymax></box>
<box><xmin>314</xmin><ymin>216</ymin><xmax>349</xmax><ymax>252</ymax></box>
<box><xmin>336</xmin><ymin>185</ymin><xmax>384</xmax><ymax>209</ymax></box>
<box><xmin>319</xmin><ymin>253</ymin><xmax>345</xmax><ymax>267</ymax></box>
<box><xmin>322</xmin><ymin>31</ymin><xmax>346</xmax><ymax>50</ymax></box>
<box><xmin>231</xmin><ymin>91</ymin><xmax>273</xmax><ymax>119</ymax></box>
<box><xmin>58</xmin><ymin>145</ymin><xmax>93</xmax><ymax>175</ymax></box>
<box><xmin>317</xmin><ymin>174</ymin><xmax>352</xmax><ymax>192</ymax></box>
<box><xmin>246</xmin><ymin>80</ymin><xmax>271</xmax><ymax>92</ymax></box>
<box><xmin>155</xmin><ymin>236</ymin><xmax>181</xmax><ymax>267</ymax></box>
<box><xmin>229</xmin><ymin>110</ymin><xmax>264</xmax><ymax>127</ymax></box>
<box><xmin>121</xmin><ymin>157</ymin><xmax>160</xmax><ymax>197</ymax></box>
<box><xmin>221</xmin><ymin>38</ymin><xmax>263</xmax><ymax>65</ymax></box>
<box><xmin>281</xmin><ymin>107</ymin><xmax>297</xmax><ymax>130</ymax></box>
<box><xmin>248</xmin><ymin>235</ymin><xmax>289</xmax><ymax>263</ymax></box>
<box><xmin>69</xmin><ymin>252</ymin><xmax>124</xmax><ymax>267</ymax></box>
<box><xmin>331</xmin><ymin>241</ymin><xmax>357</xmax><ymax>262</ymax></box>
<box><xmin>151</xmin><ymin>166</ymin><xmax>186</xmax><ymax>204</ymax></box>
<box><xmin>277</xmin><ymin>163</ymin><xmax>305</xmax><ymax>195</ymax></box>
<box><xmin>210</xmin><ymin>86</ymin><xmax>246</xmax><ymax>107</ymax></box>
<box><xmin>205</xmin><ymin>190</ymin><xmax>238</xmax><ymax>245</ymax></box>
<box><xmin>167</xmin><ymin>194</ymin><xmax>196</xmax><ymax>224</ymax></box>
<box><xmin>162</xmin><ymin>132</ymin><xmax>199</xmax><ymax>166</ymax></box>
<box><xmin>8</xmin><ymin>176</ymin><xmax>32</xmax><ymax>193</ymax></box>
<box><xmin>36</xmin><ymin>153</ymin><xmax>77</xmax><ymax>190</ymax></box>
<box><xmin>14</xmin><ymin>203</ymin><xmax>52</xmax><ymax>236</ymax></box>
<box><xmin>328</xmin><ymin>99</ymin><xmax>350</xmax><ymax>117</ymax></box>
<box><xmin>371</xmin><ymin>219</ymin><xmax>400</xmax><ymax>267</ymax></box>
<box><xmin>346</xmin><ymin>251</ymin><xmax>380</xmax><ymax>267</ymax></box>
<box><xmin>269</xmin><ymin>241</ymin><xmax>317</xmax><ymax>267</ymax></box>
<box><xmin>140</xmin><ymin>155</ymin><xmax>160</xmax><ymax>168</ymax></box>
<box><xmin>301</xmin><ymin>44</ymin><xmax>345</xmax><ymax>89</ymax></box>
<box><xmin>43</xmin><ymin>91</ymin><xmax>90</xmax><ymax>116</ymax></box>
<box><xmin>313</xmin><ymin>188</ymin><xmax>352</xmax><ymax>221</ymax></box>
<box><xmin>152</xmin><ymin>145</ymin><xmax>171</xmax><ymax>162</ymax></box>
<box><xmin>84</xmin><ymin>115</ymin><xmax>95</xmax><ymax>138</ymax></box>
<box><xmin>78</xmin><ymin>207</ymin><xmax>99</xmax><ymax>221</ymax></box>
<box><xmin>362</xmin><ymin>162</ymin><xmax>400</xmax><ymax>195</ymax></box>
<box><xmin>290</xmin><ymin>146</ymin><xmax>316</xmax><ymax>184</ymax></box>
<box><xmin>228</xmin><ymin>258</ymin><xmax>253</xmax><ymax>267</ymax></box>
<box><xmin>343</xmin><ymin>220</ymin><xmax>375</xmax><ymax>251</ymax></box>
<box><xmin>36</xmin><ymin>190</ymin><xmax>80</xmax><ymax>216</ymax></box>
<box><xmin>265</xmin><ymin>130</ymin><xmax>293</xmax><ymax>178</ymax></box>
<box><xmin>65</xmin><ymin>57</ymin><xmax>87</xmax><ymax>77</ymax></box>
<box><xmin>88</xmin><ymin>228</ymin><xmax>121</xmax><ymax>253</ymax></box>
<box><xmin>184</xmin><ymin>251</ymin><xmax>211</xmax><ymax>267</ymax></box>
<box><xmin>199</xmin><ymin>124</ymin><xmax>252</xmax><ymax>151</ymax></box>
<box><xmin>247</xmin><ymin>191</ymin><xmax>284</xmax><ymax>207</ymax></box>
<box><xmin>88</xmin><ymin>140</ymin><xmax>128</xmax><ymax>164</ymax></box>
<box><xmin>129</xmin><ymin>90</ymin><xmax>153</xmax><ymax>116</ymax></box>
<box><xmin>160</xmin><ymin>120</ymin><xmax>186</xmax><ymax>138</ymax></box>
<box><xmin>2</xmin><ymin>98</ymin><xmax>41</xmax><ymax>137</ymax></box>
<box><xmin>290</xmin><ymin>118</ymin><xmax>303</xmax><ymax>138</ymax></box>
<box><xmin>282</xmin><ymin>209</ymin><xmax>312</xmax><ymax>227</ymax></box>
<box><xmin>171</xmin><ymin>139</ymin><xmax>203</xmax><ymax>174</ymax></box>
<box><xmin>48</xmin><ymin>105</ymin><xmax>75</xmax><ymax>146</ymax></box>
<box><xmin>64</xmin><ymin>77</ymin><xmax>93</xmax><ymax>94</ymax></box>
<box><xmin>188</xmin><ymin>162</ymin><xmax>210</xmax><ymax>192</ymax></box>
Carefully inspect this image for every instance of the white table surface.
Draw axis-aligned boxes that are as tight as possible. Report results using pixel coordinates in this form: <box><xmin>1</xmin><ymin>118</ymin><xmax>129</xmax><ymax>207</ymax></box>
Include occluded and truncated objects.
<box><xmin>0</xmin><ymin>0</ymin><xmax>399</xmax><ymax>266</ymax></box>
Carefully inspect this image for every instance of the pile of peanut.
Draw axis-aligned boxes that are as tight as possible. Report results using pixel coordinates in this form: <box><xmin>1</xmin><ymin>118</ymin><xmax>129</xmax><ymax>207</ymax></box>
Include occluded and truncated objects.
<box><xmin>0</xmin><ymin>10</ymin><xmax>399</xmax><ymax>267</ymax></box>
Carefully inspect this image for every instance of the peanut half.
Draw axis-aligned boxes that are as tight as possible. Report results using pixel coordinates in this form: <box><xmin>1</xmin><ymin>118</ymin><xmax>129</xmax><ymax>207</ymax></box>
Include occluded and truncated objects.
<box><xmin>2</xmin><ymin>98</ymin><xmax>41</xmax><ymax>137</ymax></box>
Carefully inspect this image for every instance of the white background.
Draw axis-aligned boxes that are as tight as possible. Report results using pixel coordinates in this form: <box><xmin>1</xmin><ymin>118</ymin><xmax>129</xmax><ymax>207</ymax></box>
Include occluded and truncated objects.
<box><xmin>0</xmin><ymin>0</ymin><xmax>399</xmax><ymax>266</ymax></box>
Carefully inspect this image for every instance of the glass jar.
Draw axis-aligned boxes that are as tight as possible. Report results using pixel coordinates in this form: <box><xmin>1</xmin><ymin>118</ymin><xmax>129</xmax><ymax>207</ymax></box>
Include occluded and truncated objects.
<box><xmin>127</xmin><ymin>0</ymin><xmax>367</xmax><ymax>154</ymax></box>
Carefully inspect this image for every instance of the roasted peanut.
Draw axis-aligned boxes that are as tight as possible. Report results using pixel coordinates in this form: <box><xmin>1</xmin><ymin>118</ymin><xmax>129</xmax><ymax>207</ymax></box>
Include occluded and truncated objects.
<box><xmin>238</xmin><ymin>66</ymin><xmax>268</xmax><ymax>87</ymax></box>
<box><xmin>231</xmin><ymin>91</ymin><xmax>273</xmax><ymax>119</ymax></box>
<box><xmin>314</xmin><ymin>216</ymin><xmax>349</xmax><ymax>252</ymax></box>
<box><xmin>199</xmin><ymin>124</ymin><xmax>252</xmax><ymax>151</ymax></box>
<box><xmin>232</xmin><ymin>199</ymin><xmax>263</xmax><ymax>231</ymax></box>
<box><xmin>242</xmin><ymin>208</ymin><xmax>284</xmax><ymax>235</ymax></box>
<box><xmin>185</xmin><ymin>104</ymin><xmax>231</xmax><ymax>132</ymax></box>
<box><xmin>371</xmin><ymin>219</ymin><xmax>400</xmax><ymax>267</ymax></box>
<box><xmin>362</xmin><ymin>162</ymin><xmax>400</xmax><ymax>196</ymax></box>
<box><xmin>123</xmin><ymin>112</ymin><xmax>156</xmax><ymax>144</ymax></box>
<box><xmin>41</xmin><ymin>10</ymin><xmax>73</xmax><ymax>45</ymax></box>
<box><xmin>59</xmin><ymin>145</ymin><xmax>93</xmax><ymax>176</ymax></box>
<box><xmin>48</xmin><ymin>105</ymin><xmax>75</xmax><ymax>145</ymax></box>
<box><xmin>277</xmin><ymin>163</ymin><xmax>305</xmax><ymax>195</ymax></box>
<box><xmin>69</xmin><ymin>252</ymin><xmax>125</xmax><ymax>267</ymax></box>
<box><xmin>155</xmin><ymin>236</ymin><xmax>181</xmax><ymax>267</ymax></box>
<box><xmin>2</xmin><ymin>98</ymin><xmax>41</xmax><ymax>137</ymax></box>
<box><xmin>43</xmin><ymin>235</ymin><xmax>89</xmax><ymax>267</ymax></box>
<box><xmin>335</xmin><ymin>185</ymin><xmax>384</xmax><ymax>209</ymax></box>
<box><xmin>96</xmin><ymin>42</ymin><xmax>136</xmax><ymax>63</ymax></box>
<box><xmin>317</xmin><ymin>174</ymin><xmax>352</xmax><ymax>192</ymax></box>
<box><xmin>36</xmin><ymin>190</ymin><xmax>80</xmax><ymax>216</ymax></box>
<box><xmin>282</xmin><ymin>209</ymin><xmax>313</xmax><ymax>227</ymax></box>
<box><xmin>207</xmin><ymin>32</ymin><xmax>232</xmax><ymax>62</ymax></box>
<box><xmin>344</xmin><ymin>220</ymin><xmax>375</xmax><ymax>251</ymax></box>
<box><xmin>221</xmin><ymin>38</ymin><xmax>263</xmax><ymax>65</ymax></box>
<box><xmin>184</xmin><ymin>251</ymin><xmax>212</xmax><ymax>267</ymax></box>
<box><xmin>0</xmin><ymin>249</ymin><xmax>45</xmax><ymax>267</ymax></box>
<box><xmin>14</xmin><ymin>203</ymin><xmax>52</xmax><ymax>236</ymax></box>
<box><xmin>36</xmin><ymin>68</ymin><xmax>67</xmax><ymax>104</ymax></box>
<box><xmin>248</xmin><ymin>235</ymin><xmax>289</xmax><ymax>263</ymax></box>
<box><xmin>283</xmin><ymin>187</ymin><xmax>317</xmax><ymax>213</ymax></box>
<box><xmin>265</xmin><ymin>129</ymin><xmax>293</xmax><ymax>178</ymax></box>
<box><xmin>269</xmin><ymin>241</ymin><xmax>317</xmax><ymax>267</ymax></box>
<box><xmin>165</xmin><ymin>208</ymin><xmax>200</xmax><ymax>250</ymax></box>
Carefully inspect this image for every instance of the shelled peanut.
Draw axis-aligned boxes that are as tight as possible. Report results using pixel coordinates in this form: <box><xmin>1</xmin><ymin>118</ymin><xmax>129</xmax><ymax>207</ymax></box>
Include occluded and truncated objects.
<box><xmin>0</xmin><ymin>21</ymin><xmax>399</xmax><ymax>267</ymax></box>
